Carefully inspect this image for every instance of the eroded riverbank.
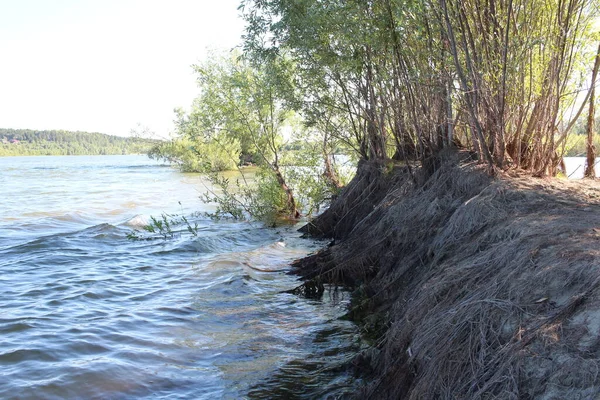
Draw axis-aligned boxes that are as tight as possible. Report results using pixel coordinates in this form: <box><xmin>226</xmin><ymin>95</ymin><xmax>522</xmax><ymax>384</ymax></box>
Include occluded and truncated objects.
<box><xmin>294</xmin><ymin>151</ymin><xmax>600</xmax><ymax>399</ymax></box>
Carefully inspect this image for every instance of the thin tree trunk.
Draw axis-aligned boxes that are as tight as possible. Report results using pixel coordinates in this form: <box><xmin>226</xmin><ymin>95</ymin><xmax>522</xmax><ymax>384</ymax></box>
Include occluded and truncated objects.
<box><xmin>323</xmin><ymin>132</ymin><xmax>342</xmax><ymax>190</ymax></box>
<box><xmin>440</xmin><ymin>0</ymin><xmax>495</xmax><ymax>170</ymax></box>
<box><xmin>585</xmin><ymin>42</ymin><xmax>600</xmax><ymax>178</ymax></box>
<box><xmin>273</xmin><ymin>163</ymin><xmax>300</xmax><ymax>218</ymax></box>
<box><xmin>446</xmin><ymin>79</ymin><xmax>454</xmax><ymax>146</ymax></box>
<box><xmin>496</xmin><ymin>0</ymin><xmax>513</xmax><ymax>168</ymax></box>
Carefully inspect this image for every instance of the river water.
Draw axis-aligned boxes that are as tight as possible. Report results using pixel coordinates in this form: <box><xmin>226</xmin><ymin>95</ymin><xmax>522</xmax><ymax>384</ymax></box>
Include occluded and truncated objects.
<box><xmin>0</xmin><ymin>155</ymin><xmax>359</xmax><ymax>399</ymax></box>
<box><xmin>564</xmin><ymin>156</ymin><xmax>600</xmax><ymax>179</ymax></box>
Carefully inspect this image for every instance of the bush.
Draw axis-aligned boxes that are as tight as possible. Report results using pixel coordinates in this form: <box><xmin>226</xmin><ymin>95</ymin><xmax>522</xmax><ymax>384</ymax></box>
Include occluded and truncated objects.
<box><xmin>148</xmin><ymin>135</ymin><xmax>240</xmax><ymax>173</ymax></box>
<box><xmin>563</xmin><ymin>133</ymin><xmax>600</xmax><ymax>157</ymax></box>
<box><xmin>202</xmin><ymin>168</ymin><xmax>293</xmax><ymax>226</ymax></box>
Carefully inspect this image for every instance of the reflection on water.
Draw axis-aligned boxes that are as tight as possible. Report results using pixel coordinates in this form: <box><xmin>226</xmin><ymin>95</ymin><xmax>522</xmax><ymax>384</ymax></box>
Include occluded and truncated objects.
<box><xmin>0</xmin><ymin>155</ymin><xmax>359</xmax><ymax>399</ymax></box>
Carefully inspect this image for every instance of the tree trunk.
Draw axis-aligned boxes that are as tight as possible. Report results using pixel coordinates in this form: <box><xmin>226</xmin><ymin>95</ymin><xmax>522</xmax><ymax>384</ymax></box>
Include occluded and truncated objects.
<box><xmin>323</xmin><ymin>139</ymin><xmax>342</xmax><ymax>191</ymax></box>
<box><xmin>440</xmin><ymin>0</ymin><xmax>495</xmax><ymax>171</ymax></box>
<box><xmin>273</xmin><ymin>164</ymin><xmax>300</xmax><ymax>218</ymax></box>
<box><xmin>585</xmin><ymin>43</ymin><xmax>600</xmax><ymax>179</ymax></box>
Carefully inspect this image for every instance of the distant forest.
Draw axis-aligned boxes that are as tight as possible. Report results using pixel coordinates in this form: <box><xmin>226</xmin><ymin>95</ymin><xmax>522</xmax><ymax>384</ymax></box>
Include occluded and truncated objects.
<box><xmin>0</xmin><ymin>128</ymin><xmax>159</xmax><ymax>156</ymax></box>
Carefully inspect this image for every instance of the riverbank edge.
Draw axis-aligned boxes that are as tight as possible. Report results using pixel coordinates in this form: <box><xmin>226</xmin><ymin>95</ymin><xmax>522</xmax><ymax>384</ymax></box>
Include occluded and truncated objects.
<box><xmin>292</xmin><ymin>150</ymin><xmax>600</xmax><ymax>399</ymax></box>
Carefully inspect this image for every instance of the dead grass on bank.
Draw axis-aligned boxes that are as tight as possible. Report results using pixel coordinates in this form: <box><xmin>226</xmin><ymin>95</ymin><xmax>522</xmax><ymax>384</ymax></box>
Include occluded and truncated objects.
<box><xmin>293</xmin><ymin>151</ymin><xmax>600</xmax><ymax>399</ymax></box>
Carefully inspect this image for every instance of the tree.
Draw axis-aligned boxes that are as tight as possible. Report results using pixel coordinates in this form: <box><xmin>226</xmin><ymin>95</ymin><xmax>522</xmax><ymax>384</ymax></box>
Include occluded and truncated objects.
<box><xmin>241</xmin><ymin>0</ymin><xmax>598</xmax><ymax>175</ymax></box>
<box><xmin>189</xmin><ymin>52</ymin><xmax>301</xmax><ymax>218</ymax></box>
<box><xmin>585</xmin><ymin>42</ymin><xmax>600</xmax><ymax>178</ymax></box>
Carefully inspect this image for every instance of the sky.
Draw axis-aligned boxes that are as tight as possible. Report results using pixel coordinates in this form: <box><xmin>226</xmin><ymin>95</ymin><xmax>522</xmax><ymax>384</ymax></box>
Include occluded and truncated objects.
<box><xmin>0</xmin><ymin>0</ymin><xmax>245</xmax><ymax>138</ymax></box>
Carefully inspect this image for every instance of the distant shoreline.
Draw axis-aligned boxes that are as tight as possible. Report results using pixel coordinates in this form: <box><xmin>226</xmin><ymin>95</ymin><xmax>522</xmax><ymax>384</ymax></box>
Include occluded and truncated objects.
<box><xmin>0</xmin><ymin>152</ymin><xmax>150</xmax><ymax>157</ymax></box>
<box><xmin>0</xmin><ymin>128</ymin><xmax>158</xmax><ymax>157</ymax></box>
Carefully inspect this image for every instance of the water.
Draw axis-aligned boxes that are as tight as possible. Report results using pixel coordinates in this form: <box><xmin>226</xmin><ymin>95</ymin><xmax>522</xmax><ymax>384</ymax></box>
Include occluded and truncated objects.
<box><xmin>564</xmin><ymin>157</ymin><xmax>600</xmax><ymax>179</ymax></box>
<box><xmin>0</xmin><ymin>155</ymin><xmax>359</xmax><ymax>399</ymax></box>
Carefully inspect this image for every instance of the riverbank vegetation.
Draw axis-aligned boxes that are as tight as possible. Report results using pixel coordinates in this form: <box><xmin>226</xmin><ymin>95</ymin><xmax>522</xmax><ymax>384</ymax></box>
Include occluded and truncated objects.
<box><xmin>154</xmin><ymin>0</ymin><xmax>599</xmax><ymax>225</ymax></box>
<box><xmin>240</xmin><ymin>0</ymin><xmax>599</xmax><ymax>175</ymax></box>
<box><xmin>565</xmin><ymin>131</ymin><xmax>600</xmax><ymax>157</ymax></box>
<box><xmin>149</xmin><ymin>51</ymin><xmax>348</xmax><ymax>220</ymax></box>
<box><xmin>0</xmin><ymin>128</ymin><xmax>157</xmax><ymax>156</ymax></box>
<box><xmin>137</xmin><ymin>0</ymin><xmax>600</xmax><ymax>390</ymax></box>
<box><xmin>218</xmin><ymin>0</ymin><xmax>600</xmax><ymax>397</ymax></box>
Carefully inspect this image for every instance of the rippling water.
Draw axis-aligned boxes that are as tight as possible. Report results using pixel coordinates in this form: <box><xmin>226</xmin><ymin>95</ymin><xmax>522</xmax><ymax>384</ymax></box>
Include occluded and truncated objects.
<box><xmin>0</xmin><ymin>155</ymin><xmax>359</xmax><ymax>399</ymax></box>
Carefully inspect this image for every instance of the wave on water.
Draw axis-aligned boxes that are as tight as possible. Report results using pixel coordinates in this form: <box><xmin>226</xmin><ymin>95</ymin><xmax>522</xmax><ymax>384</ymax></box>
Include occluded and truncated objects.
<box><xmin>8</xmin><ymin>211</ymin><xmax>104</xmax><ymax>231</ymax></box>
<box><xmin>0</xmin><ymin>219</ymin><xmax>357</xmax><ymax>398</ymax></box>
<box><xmin>50</xmin><ymin>211</ymin><xmax>99</xmax><ymax>224</ymax></box>
<box><xmin>0</xmin><ymin>212</ymin><xmax>109</xmax><ymax>249</ymax></box>
<box><xmin>105</xmin><ymin>164</ymin><xmax>171</xmax><ymax>170</ymax></box>
<box><xmin>46</xmin><ymin>164</ymin><xmax>172</xmax><ymax>171</ymax></box>
<box><xmin>0</xmin><ymin>222</ymin><xmax>134</xmax><ymax>255</ymax></box>
<box><xmin>2</xmin><ymin>213</ymin><xmax>282</xmax><ymax>264</ymax></box>
<box><xmin>3</xmin><ymin>212</ymin><xmax>257</xmax><ymax>258</ymax></box>
<box><xmin>122</xmin><ymin>214</ymin><xmax>149</xmax><ymax>229</ymax></box>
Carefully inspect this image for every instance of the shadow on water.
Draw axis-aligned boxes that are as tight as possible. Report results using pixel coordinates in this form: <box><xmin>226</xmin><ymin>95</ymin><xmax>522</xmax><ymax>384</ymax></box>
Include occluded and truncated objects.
<box><xmin>246</xmin><ymin>294</ymin><xmax>362</xmax><ymax>400</ymax></box>
<box><xmin>246</xmin><ymin>334</ymin><xmax>360</xmax><ymax>399</ymax></box>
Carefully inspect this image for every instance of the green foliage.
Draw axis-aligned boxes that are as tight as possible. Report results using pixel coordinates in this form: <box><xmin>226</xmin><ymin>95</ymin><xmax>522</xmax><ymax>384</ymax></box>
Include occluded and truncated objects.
<box><xmin>563</xmin><ymin>114</ymin><xmax>600</xmax><ymax>157</ymax></box>
<box><xmin>241</xmin><ymin>0</ymin><xmax>599</xmax><ymax>174</ymax></box>
<box><xmin>201</xmin><ymin>160</ymin><xmax>343</xmax><ymax>226</ymax></box>
<box><xmin>147</xmin><ymin>135</ymin><xmax>240</xmax><ymax>173</ymax></box>
<box><xmin>281</xmin><ymin>143</ymin><xmax>342</xmax><ymax>215</ymax></box>
<box><xmin>201</xmin><ymin>174</ymin><xmax>248</xmax><ymax>221</ymax></box>
<box><xmin>155</xmin><ymin>51</ymin><xmax>348</xmax><ymax>223</ymax></box>
<box><xmin>0</xmin><ymin>128</ymin><xmax>157</xmax><ymax>156</ymax></box>
<box><xmin>201</xmin><ymin>169</ymin><xmax>292</xmax><ymax>226</ymax></box>
<box><xmin>147</xmin><ymin>139</ymin><xmax>200</xmax><ymax>172</ymax></box>
<box><xmin>127</xmin><ymin>211</ymin><xmax>199</xmax><ymax>240</ymax></box>
<box><xmin>188</xmin><ymin>51</ymin><xmax>298</xmax><ymax>167</ymax></box>
<box><xmin>144</xmin><ymin>215</ymin><xmax>174</xmax><ymax>239</ymax></box>
<box><xmin>564</xmin><ymin>133</ymin><xmax>600</xmax><ymax>157</ymax></box>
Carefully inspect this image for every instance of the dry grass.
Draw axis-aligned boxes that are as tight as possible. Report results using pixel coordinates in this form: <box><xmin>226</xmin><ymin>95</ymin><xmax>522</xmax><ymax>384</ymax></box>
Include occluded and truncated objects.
<box><xmin>294</xmin><ymin>150</ymin><xmax>600</xmax><ymax>399</ymax></box>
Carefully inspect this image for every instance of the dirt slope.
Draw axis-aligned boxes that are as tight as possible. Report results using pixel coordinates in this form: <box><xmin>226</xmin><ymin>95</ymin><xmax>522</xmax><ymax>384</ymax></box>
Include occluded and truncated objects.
<box><xmin>294</xmin><ymin>151</ymin><xmax>600</xmax><ymax>399</ymax></box>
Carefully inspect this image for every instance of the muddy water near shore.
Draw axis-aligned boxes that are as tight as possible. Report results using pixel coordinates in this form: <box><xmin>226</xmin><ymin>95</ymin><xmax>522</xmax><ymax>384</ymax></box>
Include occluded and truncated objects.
<box><xmin>0</xmin><ymin>155</ymin><xmax>359</xmax><ymax>399</ymax></box>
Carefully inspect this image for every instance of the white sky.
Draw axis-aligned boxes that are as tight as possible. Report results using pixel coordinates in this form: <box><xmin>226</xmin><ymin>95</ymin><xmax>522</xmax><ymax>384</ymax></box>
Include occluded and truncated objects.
<box><xmin>0</xmin><ymin>0</ymin><xmax>245</xmax><ymax>138</ymax></box>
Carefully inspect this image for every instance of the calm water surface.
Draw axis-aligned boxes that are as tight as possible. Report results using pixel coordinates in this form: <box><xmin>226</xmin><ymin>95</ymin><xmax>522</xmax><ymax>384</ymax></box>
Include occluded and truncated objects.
<box><xmin>0</xmin><ymin>155</ymin><xmax>359</xmax><ymax>399</ymax></box>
